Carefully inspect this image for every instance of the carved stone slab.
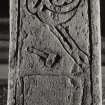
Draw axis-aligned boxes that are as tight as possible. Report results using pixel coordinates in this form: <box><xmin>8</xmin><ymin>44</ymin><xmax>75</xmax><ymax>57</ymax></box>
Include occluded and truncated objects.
<box><xmin>8</xmin><ymin>0</ymin><xmax>102</xmax><ymax>105</ymax></box>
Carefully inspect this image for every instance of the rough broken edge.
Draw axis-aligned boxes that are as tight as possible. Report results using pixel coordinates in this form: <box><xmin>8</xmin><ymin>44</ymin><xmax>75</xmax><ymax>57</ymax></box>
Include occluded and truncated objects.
<box><xmin>89</xmin><ymin>0</ymin><xmax>102</xmax><ymax>105</ymax></box>
<box><xmin>7</xmin><ymin>0</ymin><xmax>102</xmax><ymax>105</ymax></box>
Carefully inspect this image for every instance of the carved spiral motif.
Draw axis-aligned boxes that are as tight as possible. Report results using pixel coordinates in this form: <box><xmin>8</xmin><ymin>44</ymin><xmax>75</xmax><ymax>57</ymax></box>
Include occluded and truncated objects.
<box><xmin>50</xmin><ymin>0</ymin><xmax>73</xmax><ymax>6</ymax></box>
<box><xmin>26</xmin><ymin>0</ymin><xmax>81</xmax><ymax>14</ymax></box>
<box><xmin>26</xmin><ymin>0</ymin><xmax>81</xmax><ymax>24</ymax></box>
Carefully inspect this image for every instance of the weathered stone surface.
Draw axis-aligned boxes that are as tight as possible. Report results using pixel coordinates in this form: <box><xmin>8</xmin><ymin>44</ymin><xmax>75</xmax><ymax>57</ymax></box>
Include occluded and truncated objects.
<box><xmin>23</xmin><ymin>75</ymin><xmax>83</xmax><ymax>105</ymax></box>
<box><xmin>8</xmin><ymin>0</ymin><xmax>102</xmax><ymax>105</ymax></box>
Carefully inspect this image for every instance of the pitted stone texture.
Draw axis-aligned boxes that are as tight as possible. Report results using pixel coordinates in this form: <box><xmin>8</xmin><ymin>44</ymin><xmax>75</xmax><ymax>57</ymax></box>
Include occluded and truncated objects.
<box><xmin>19</xmin><ymin>0</ymin><xmax>89</xmax><ymax>77</ymax></box>
<box><xmin>8</xmin><ymin>0</ymin><xmax>102</xmax><ymax>105</ymax></box>
<box><xmin>24</xmin><ymin>75</ymin><xmax>83</xmax><ymax>105</ymax></box>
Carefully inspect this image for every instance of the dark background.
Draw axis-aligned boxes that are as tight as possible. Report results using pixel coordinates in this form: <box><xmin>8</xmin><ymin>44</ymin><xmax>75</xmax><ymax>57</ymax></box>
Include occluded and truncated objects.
<box><xmin>0</xmin><ymin>1</ymin><xmax>9</xmax><ymax>18</ymax></box>
<box><xmin>0</xmin><ymin>0</ymin><xmax>105</xmax><ymax>105</ymax></box>
<box><xmin>101</xmin><ymin>0</ymin><xmax>105</xmax><ymax>38</ymax></box>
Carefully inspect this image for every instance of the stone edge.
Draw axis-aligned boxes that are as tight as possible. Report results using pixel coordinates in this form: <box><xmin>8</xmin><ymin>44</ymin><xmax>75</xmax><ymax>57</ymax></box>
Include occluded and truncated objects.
<box><xmin>89</xmin><ymin>0</ymin><xmax>102</xmax><ymax>105</ymax></box>
<box><xmin>7</xmin><ymin>0</ymin><xmax>102</xmax><ymax>105</ymax></box>
<box><xmin>7</xmin><ymin>0</ymin><xmax>19</xmax><ymax>105</ymax></box>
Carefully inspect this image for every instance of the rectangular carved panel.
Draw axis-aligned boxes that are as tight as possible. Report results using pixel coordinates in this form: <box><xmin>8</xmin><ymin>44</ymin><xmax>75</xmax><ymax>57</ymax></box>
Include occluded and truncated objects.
<box><xmin>8</xmin><ymin>0</ymin><xmax>102</xmax><ymax>105</ymax></box>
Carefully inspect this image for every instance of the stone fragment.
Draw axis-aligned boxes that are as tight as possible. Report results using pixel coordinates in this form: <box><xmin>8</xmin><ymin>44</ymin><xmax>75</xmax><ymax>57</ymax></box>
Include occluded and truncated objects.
<box><xmin>8</xmin><ymin>0</ymin><xmax>102</xmax><ymax>105</ymax></box>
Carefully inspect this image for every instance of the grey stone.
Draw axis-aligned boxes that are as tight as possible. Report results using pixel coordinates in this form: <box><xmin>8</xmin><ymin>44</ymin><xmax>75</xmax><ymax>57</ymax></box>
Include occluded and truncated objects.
<box><xmin>7</xmin><ymin>0</ymin><xmax>102</xmax><ymax>105</ymax></box>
